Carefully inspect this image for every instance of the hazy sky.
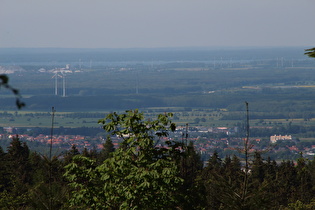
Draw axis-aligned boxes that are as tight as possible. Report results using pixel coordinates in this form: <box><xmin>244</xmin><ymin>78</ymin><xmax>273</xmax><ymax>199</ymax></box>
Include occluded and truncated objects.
<box><xmin>1</xmin><ymin>0</ymin><xmax>314</xmax><ymax>48</ymax></box>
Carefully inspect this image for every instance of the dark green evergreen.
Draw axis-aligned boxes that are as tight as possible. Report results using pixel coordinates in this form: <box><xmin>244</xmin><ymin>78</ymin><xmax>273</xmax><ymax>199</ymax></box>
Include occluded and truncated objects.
<box><xmin>177</xmin><ymin>141</ymin><xmax>205</xmax><ymax>209</ymax></box>
<box><xmin>63</xmin><ymin>144</ymin><xmax>80</xmax><ymax>165</ymax></box>
<box><xmin>98</xmin><ymin>137</ymin><xmax>115</xmax><ymax>162</ymax></box>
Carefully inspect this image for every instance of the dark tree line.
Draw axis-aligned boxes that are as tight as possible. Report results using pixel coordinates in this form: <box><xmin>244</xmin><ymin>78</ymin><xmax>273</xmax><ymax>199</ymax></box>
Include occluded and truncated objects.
<box><xmin>1</xmin><ymin>137</ymin><xmax>315</xmax><ymax>209</ymax></box>
<box><xmin>199</xmin><ymin>152</ymin><xmax>315</xmax><ymax>209</ymax></box>
<box><xmin>0</xmin><ymin>135</ymin><xmax>115</xmax><ymax>209</ymax></box>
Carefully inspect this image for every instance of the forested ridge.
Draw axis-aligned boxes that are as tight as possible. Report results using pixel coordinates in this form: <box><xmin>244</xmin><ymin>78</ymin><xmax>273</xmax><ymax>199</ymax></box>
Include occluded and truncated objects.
<box><xmin>0</xmin><ymin>110</ymin><xmax>315</xmax><ymax>209</ymax></box>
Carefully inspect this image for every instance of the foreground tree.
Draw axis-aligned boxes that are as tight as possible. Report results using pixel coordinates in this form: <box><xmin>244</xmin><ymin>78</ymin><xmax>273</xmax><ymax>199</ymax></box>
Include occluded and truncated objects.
<box><xmin>177</xmin><ymin>141</ymin><xmax>204</xmax><ymax>209</ymax></box>
<box><xmin>64</xmin><ymin>109</ymin><xmax>183</xmax><ymax>209</ymax></box>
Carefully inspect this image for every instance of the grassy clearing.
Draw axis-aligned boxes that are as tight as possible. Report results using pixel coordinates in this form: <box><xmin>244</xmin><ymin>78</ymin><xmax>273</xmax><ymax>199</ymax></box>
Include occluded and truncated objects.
<box><xmin>0</xmin><ymin>114</ymin><xmax>101</xmax><ymax>128</ymax></box>
<box><xmin>299</xmin><ymin>138</ymin><xmax>315</xmax><ymax>142</ymax></box>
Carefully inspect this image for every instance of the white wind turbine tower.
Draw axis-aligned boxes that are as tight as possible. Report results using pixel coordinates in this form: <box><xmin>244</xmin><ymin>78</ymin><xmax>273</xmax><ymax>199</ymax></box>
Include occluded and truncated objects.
<box><xmin>61</xmin><ymin>71</ymin><xmax>66</xmax><ymax>97</ymax></box>
<box><xmin>52</xmin><ymin>70</ymin><xmax>62</xmax><ymax>95</ymax></box>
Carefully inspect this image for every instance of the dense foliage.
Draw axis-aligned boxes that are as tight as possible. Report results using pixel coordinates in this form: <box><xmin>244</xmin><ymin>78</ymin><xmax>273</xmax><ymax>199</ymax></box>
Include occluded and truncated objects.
<box><xmin>65</xmin><ymin>110</ymin><xmax>183</xmax><ymax>209</ymax></box>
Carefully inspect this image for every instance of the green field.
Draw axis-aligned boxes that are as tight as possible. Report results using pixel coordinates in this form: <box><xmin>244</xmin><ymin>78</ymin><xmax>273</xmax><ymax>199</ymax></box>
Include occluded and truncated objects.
<box><xmin>2</xmin><ymin>108</ymin><xmax>315</xmax><ymax>130</ymax></box>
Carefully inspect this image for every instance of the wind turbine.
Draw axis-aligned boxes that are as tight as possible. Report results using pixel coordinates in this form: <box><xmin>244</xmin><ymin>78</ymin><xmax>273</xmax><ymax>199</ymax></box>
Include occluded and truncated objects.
<box><xmin>52</xmin><ymin>70</ymin><xmax>62</xmax><ymax>95</ymax></box>
<box><xmin>61</xmin><ymin>71</ymin><xmax>66</xmax><ymax>97</ymax></box>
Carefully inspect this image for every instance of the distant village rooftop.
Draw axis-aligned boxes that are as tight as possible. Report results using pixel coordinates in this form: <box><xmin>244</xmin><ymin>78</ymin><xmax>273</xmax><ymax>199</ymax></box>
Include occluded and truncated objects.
<box><xmin>270</xmin><ymin>134</ymin><xmax>292</xmax><ymax>143</ymax></box>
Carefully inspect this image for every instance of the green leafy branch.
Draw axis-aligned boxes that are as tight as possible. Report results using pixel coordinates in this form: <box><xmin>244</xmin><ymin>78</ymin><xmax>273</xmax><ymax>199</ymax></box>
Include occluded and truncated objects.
<box><xmin>305</xmin><ymin>47</ymin><xmax>315</xmax><ymax>58</ymax></box>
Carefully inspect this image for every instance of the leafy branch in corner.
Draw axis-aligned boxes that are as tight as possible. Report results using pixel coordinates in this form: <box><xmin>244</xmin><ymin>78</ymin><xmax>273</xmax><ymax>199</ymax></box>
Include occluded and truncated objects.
<box><xmin>0</xmin><ymin>74</ymin><xmax>25</xmax><ymax>109</ymax></box>
<box><xmin>305</xmin><ymin>47</ymin><xmax>315</xmax><ymax>58</ymax></box>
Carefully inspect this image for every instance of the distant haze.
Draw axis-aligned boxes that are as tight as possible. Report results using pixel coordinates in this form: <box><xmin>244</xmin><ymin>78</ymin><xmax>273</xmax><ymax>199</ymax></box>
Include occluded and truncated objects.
<box><xmin>1</xmin><ymin>0</ymin><xmax>314</xmax><ymax>48</ymax></box>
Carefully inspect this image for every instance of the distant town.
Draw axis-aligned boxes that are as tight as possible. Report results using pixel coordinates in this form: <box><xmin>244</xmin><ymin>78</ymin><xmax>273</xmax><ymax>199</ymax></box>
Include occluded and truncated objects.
<box><xmin>1</xmin><ymin>124</ymin><xmax>314</xmax><ymax>161</ymax></box>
